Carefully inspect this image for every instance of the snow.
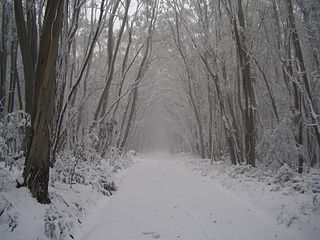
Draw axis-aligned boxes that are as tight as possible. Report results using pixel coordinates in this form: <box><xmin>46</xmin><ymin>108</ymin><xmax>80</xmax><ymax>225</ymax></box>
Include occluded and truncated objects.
<box><xmin>1</xmin><ymin>187</ymin><xmax>46</xmax><ymax>239</ymax></box>
<box><xmin>1</xmin><ymin>153</ymin><xmax>319</xmax><ymax>240</ymax></box>
<box><xmin>0</xmin><ymin>152</ymin><xmax>136</xmax><ymax>240</ymax></box>
<box><xmin>178</xmin><ymin>154</ymin><xmax>320</xmax><ymax>240</ymax></box>
<box><xmin>76</xmin><ymin>154</ymin><xmax>313</xmax><ymax>240</ymax></box>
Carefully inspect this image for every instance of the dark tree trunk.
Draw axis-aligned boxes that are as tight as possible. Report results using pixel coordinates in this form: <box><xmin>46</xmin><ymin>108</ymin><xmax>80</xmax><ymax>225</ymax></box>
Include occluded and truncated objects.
<box><xmin>0</xmin><ymin>2</ymin><xmax>9</xmax><ymax>116</ymax></box>
<box><xmin>14</xmin><ymin>0</ymin><xmax>38</xmax><ymax>117</ymax></box>
<box><xmin>23</xmin><ymin>0</ymin><xmax>64</xmax><ymax>204</ymax></box>
<box><xmin>286</xmin><ymin>0</ymin><xmax>320</xmax><ymax>171</ymax></box>
<box><xmin>207</xmin><ymin>81</ymin><xmax>214</xmax><ymax>159</ymax></box>
<box><xmin>233</xmin><ymin>0</ymin><xmax>256</xmax><ymax>167</ymax></box>
<box><xmin>8</xmin><ymin>38</ymin><xmax>18</xmax><ymax>113</ymax></box>
<box><xmin>116</xmin><ymin>92</ymin><xmax>133</xmax><ymax>148</ymax></box>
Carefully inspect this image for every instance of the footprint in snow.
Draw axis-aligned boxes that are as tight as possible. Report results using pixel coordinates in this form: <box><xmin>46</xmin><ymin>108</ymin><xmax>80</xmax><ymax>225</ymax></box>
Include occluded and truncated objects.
<box><xmin>142</xmin><ymin>231</ymin><xmax>161</xmax><ymax>239</ymax></box>
<box><xmin>152</xmin><ymin>234</ymin><xmax>161</xmax><ymax>239</ymax></box>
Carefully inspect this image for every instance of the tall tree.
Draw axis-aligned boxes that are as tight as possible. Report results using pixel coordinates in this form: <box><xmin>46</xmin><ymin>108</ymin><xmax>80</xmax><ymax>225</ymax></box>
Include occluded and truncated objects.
<box><xmin>14</xmin><ymin>0</ymin><xmax>38</xmax><ymax>117</ymax></box>
<box><xmin>94</xmin><ymin>0</ymin><xmax>131</xmax><ymax>121</ymax></box>
<box><xmin>119</xmin><ymin>0</ymin><xmax>158</xmax><ymax>150</ymax></box>
<box><xmin>0</xmin><ymin>1</ymin><xmax>9</xmax><ymax>116</ymax></box>
<box><xmin>21</xmin><ymin>0</ymin><xmax>65</xmax><ymax>203</ymax></box>
<box><xmin>285</xmin><ymin>0</ymin><xmax>320</xmax><ymax>172</ymax></box>
<box><xmin>226</xmin><ymin>0</ymin><xmax>257</xmax><ymax>166</ymax></box>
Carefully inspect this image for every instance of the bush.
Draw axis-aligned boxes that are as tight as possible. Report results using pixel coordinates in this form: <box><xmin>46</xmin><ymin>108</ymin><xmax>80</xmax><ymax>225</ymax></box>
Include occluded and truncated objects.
<box><xmin>257</xmin><ymin>118</ymin><xmax>303</xmax><ymax>170</ymax></box>
<box><xmin>0</xmin><ymin>111</ymin><xmax>30</xmax><ymax>167</ymax></box>
<box><xmin>51</xmin><ymin>139</ymin><xmax>134</xmax><ymax>196</ymax></box>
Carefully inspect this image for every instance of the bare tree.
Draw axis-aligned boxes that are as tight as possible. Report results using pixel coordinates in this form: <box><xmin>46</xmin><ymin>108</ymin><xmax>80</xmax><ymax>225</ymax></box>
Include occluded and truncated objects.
<box><xmin>119</xmin><ymin>0</ymin><xmax>158</xmax><ymax>150</ymax></box>
<box><xmin>94</xmin><ymin>0</ymin><xmax>131</xmax><ymax>121</ymax></box>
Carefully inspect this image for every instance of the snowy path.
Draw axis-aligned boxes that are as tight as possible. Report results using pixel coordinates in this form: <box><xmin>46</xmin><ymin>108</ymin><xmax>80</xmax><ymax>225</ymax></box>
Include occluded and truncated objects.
<box><xmin>78</xmin><ymin>156</ymin><xmax>303</xmax><ymax>240</ymax></box>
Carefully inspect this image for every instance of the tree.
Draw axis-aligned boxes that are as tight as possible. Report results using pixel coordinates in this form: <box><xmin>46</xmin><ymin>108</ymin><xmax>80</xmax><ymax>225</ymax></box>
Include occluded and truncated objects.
<box><xmin>14</xmin><ymin>0</ymin><xmax>38</xmax><ymax>117</ymax></box>
<box><xmin>119</xmin><ymin>0</ymin><xmax>158</xmax><ymax>150</ymax></box>
<box><xmin>232</xmin><ymin>0</ymin><xmax>257</xmax><ymax>166</ymax></box>
<box><xmin>94</xmin><ymin>0</ymin><xmax>131</xmax><ymax>121</ymax></box>
<box><xmin>20</xmin><ymin>0</ymin><xmax>65</xmax><ymax>203</ymax></box>
<box><xmin>0</xmin><ymin>1</ymin><xmax>9</xmax><ymax>116</ymax></box>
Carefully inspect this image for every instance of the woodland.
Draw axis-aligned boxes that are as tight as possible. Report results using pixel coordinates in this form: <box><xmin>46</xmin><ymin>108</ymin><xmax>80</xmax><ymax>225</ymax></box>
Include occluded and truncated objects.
<box><xmin>0</xmin><ymin>0</ymin><xmax>319</xmax><ymax>206</ymax></box>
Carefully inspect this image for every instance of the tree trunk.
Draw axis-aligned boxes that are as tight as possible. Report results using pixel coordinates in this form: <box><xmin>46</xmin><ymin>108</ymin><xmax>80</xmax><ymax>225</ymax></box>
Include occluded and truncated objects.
<box><xmin>233</xmin><ymin>0</ymin><xmax>256</xmax><ymax>166</ymax></box>
<box><xmin>119</xmin><ymin>1</ymin><xmax>157</xmax><ymax>150</ymax></box>
<box><xmin>8</xmin><ymin>38</ymin><xmax>18</xmax><ymax>113</ymax></box>
<box><xmin>94</xmin><ymin>0</ymin><xmax>130</xmax><ymax>121</ymax></box>
<box><xmin>207</xmin><ymin>81</ymin><xmax>214</xmax><ymax>159</ymax></box>
<box><xmin>23</xmin><ymin>0</ymin><xmax>64</xmax><ymax>204</ymax></box>
<box><xmin>14</xmin><ymin>0</ymin><xmax>38</xmax><ymax>117</ymax></box>
<box><xmin>286</xmin><ymin>0</ymin><xmax>320</xmax><ymax>171</ymax></box>
<box><xmin>188</xmin><ymin>83</ymin><xmax>205</xmax><ymax>159</ymax></box>
<box><xmin>116</xmin><ymin>91</ymin><xmax>133</xmax><ymax>148</ymax></box>
<box><xmin>0</xmin><ymin>2</ymin><xmax>9</xmax><ymax>116</ymax></box>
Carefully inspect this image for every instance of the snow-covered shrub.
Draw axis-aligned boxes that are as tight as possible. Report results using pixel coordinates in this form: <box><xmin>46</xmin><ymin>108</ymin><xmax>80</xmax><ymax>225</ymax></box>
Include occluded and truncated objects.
<box><xmin>273</xmin><ymin>163</ymin><xmax>296</xmax><ymax>184</ymax></box>
<box><xmin>229</xmin><ymin>164</ymin><xmax>252</xmax><ymax>178</ymax></box>
<box><xmin>0</xmin><ymin>137</ymin><xmax>8</xmax><ymax>162</ymax></box>
<box><xmin>0</xmin><ymin>194</ymin><xmax>11</xmax><ymax>216</ymax></box>
<box><xmin>44</xmin><ymin>205</ymin><xmax>74</xmax><ymax>240</ymax></box>
<box><xmin>127</xmin><ymin>149</ymin><xmax>137</xmax><ymax>157</ymax></box>
<box><xmin>104</xmin><ymin>147</ymin><xmax>121</xmax><ymax>172</ymax></box>
<box><xmin>0</xmin><ymin>111</ymin><xmax>30</xmax><ymax>167</ymax></box>
<box><xmin>257</xmin><ymin>118</ymin><xmax>303</xmax><ymax>170</ymax></box>
<box><xmin>0</xmin><ymin>194</ymin><xmax>19</xmax><ymax>232</ymax></box>
<box><xmin>290</xmin><ymin>169</ymin><xmax>320</xmax><ymax>194</ymax></box>
<box><xmin>0</xmin><ymin>167</ymin><xmax>15</xmax><ymax>192</ymax></box>
<box><xmin>51</xmin><ymin>139</ymin><xmax>134</xmax><ymax>196</ymax></box>
<box><xmin>42</xmin><ymin>144</ymin><xmax>136</xmax><ymax>239</ymax></box>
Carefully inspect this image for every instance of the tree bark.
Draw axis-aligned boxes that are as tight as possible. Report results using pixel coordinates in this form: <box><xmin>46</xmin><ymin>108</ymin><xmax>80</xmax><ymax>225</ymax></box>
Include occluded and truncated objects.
<box><xmin>23</xmin><ymin>0</ymin><xmax>64</xmax><ymax>204</ymax></box>
<box><xmin>14</xmin><ymin>0</ymin><xmax>38</xmax><ymax>117</ymax></box>
<box><xmin>0</xmin><ymin>2</ymin><xmax>9</xmax><ymax>116</ymax></box>
<box><xmin>286</xmin><ymin>0</ymin><xmax>320</xmax><ymax>171</ymax></box>
<box><xmin>8</xmin><ymin>38</ymin><xmax>18</xmax><ymax>113</ymax></box>
<box><xmin>233</xmin><ymin>0</ymin><xmax>256</xmax><ymax>166</ymax></box>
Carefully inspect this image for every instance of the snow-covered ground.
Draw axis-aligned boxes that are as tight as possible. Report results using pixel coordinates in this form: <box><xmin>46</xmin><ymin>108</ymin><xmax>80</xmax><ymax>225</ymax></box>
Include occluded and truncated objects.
<box><xmin>0</xmin><ymin>151</ymin><xmax>136</xmax><ymax>240</ymax></box>
<box><xmin>177</xmin><ymin>154</ymin><xmax>320</xmax><ymax>240</ymax></box>
<box><xmin>1</xmin><ymin>153</ymin><xmax>319</xmax><ymax>240</ymax></box>
<box><xmin>76</xmin><ymin>154</ymin><xmax>319</xmax><ymax>240</ymax></box>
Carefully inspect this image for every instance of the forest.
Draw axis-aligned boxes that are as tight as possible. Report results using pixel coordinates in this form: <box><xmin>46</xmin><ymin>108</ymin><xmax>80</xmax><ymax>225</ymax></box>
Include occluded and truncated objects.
<box><xmin>0</xmin><ymin>0</ymin><xmax>320</xmax><ymax>239</ymax></box>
